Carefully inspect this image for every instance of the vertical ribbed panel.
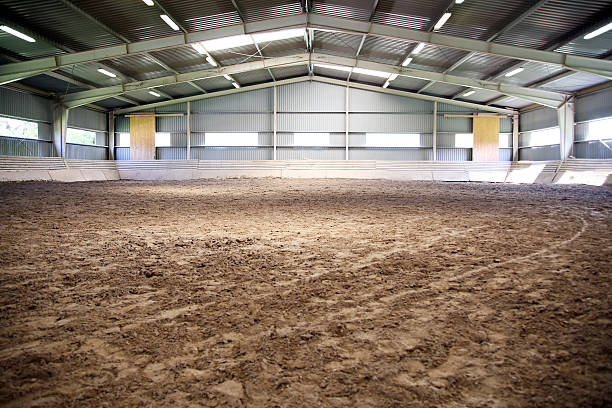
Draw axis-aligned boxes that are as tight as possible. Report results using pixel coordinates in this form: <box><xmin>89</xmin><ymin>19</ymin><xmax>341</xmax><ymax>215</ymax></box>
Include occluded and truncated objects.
<box><xmin>499</xmin><ymin>148</ymin><xmax>512</xmax><ymax>161</ymax></box>
<box><xmin>279</xmin><ymin>82</ymin><xmax>346</xmax><ymax>112</ymax></box>
<box><xmin>437</xmin><ymin>103</ymin><xmax>474</xmax><ymax>113</ymax></box>
<box><xmin>277</xmin><ymin>148</ymin><xmax>346</xmax><ymax>160</ymax></box>
<box><xmin>157</xmin><ymin>133</ymin><xmax>187</xmax><ymax>147</ymax></box>
<box><xmin>573</xmin><ymin>141</ymin><xmax>612</xmax><ymax>159</ymax></box>
<box><xmin>349</xmin><ymin>114</ymin><xmax>433</xmax><ymax>132</ymax></box>
<box><xmin>65</xmin><ymin>144</ymin><xmax>108</xmax><ymax>160</ymax></box>
<box><xmin>68</xmin><ymin>107</ymin><xmax>108</xmax><ymax>131</ymax></box>
<box><xmin>349</xmin><ymin>88</ymin><xmax>433</xmax><ymax>113</ymax></box>
<box><xmin>39</xmin><ymin>123</ymin><xmax>53</xmax><ymax>141</ymax></box>
<box><xmin>520</xmin><ymin>107</ymin><xmax>558</xmax><ymax>132</ymax></box>
<box><xmin>190</xmin><ymin>113</ymin><xmax>272</xmax><ymax>132</ymax></box>
<box><xmin>155</xmin><ymin>103</ymin><xmax>188</xmax><ymax>113</ymax></box>
<box><xmin>115</xmin><ymin>116</ymin><xmax>130</xmax><ymax>132</ymax></box>
<box><xmin>276</xmin><ymin>132</ymin><xmax>346</xmax><ymax>147</ymax></box>
<box><xmin>519</xmin><ymin>145</ymin><xmax>560</xmax><ymax>161</ymax></box>
<box><xmin>436</xmin><ymin>148</ymin><xmax>472</xmax><ymax>161</ymax></box>
<box><xmin>190</xmin><ymin>147</ymin><xmax>273</xmax><ymax>160</ymax></box>
<box><xmin>437</xmin><ymin>116</ymin><xmax>472</xmax><ymax>133</ymax></box>
<box><xmin>0</xmin><ymin>137</ymin><xmax>52</xmax><ymax>157</ymax></box>
<box><xmin>191</xmin><ymin>89</ymin><xmax>272</xmax><ymax>112</ymax></box>
<box><xmin>575</xmin><ymin>87</ymin><xmax>612</xmax><ymax>122</ymax></box>
<box><xmin>156</xmin><ymin>147</ymin><xmax>187</xmax><ymax>160</ymax></box>
<box><xmin>500</xmin><ymin>117</ymin><xmax>512</xmax><ymax>133</ymax></box>
<box><xmin>349</xmin><ymin>148</ymin><xmax>433</xmax><ymax>160</ymax></box>
<box><xmin>0</xmin><ymin>87</ymin><xmax>52</xmax><ymax>123</ymax></box>
<box><xmin>277</xmin><ymin>113</ymin><xmax>345</xmax><ymax>132</ymax></box>
<box><xmin>157</xmin><ymin>116</ymin><xmax>187</xmax><ymax>132</ymax></box>
<box><xmin>115</xmin><ymin>147</ymin><xmax>130</xmax><ymax>160</ymax></box>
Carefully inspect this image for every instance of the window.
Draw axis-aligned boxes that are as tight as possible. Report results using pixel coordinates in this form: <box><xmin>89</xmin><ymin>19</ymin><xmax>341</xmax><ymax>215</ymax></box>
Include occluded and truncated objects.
<box><xmin>365</xmin><ymin>133</ymin><xmax>421</xmax><ymax>148</ymax></box>
<box><xmin>67</xmin><ymin>128</ymin><xmax>96</xmax><ymax>145</ymax></box>
<box><xmin>455</xmin><ymin>133</ymin><xmax>474</xmax><ymax>148</ymax></box>
<box><xmin>117</xmin><ymin>133</ymin><xmax>130</xmax><ymax>147</ymax></box>
<box><xmin>155</xmin><ymin>132</ymin><xmax>172</xmax><ymax>147</ymax></box>
<box><xmin>526</xmin><ymin>127</ymin><xmax>560</xmax><ymax>147</ymax></box>
<box><xmin>0</xmin><ymin>116</ymin><xmax>38</xmax><ymax>139</ymax></box>
<box><xmin>294</xmin><ymin>133</ymin><xmax>330</xmax><ymax>147</ymax></box>
<box><xmin>205</xmin><ymin>132</ymin><xmax>258</xmax><ymax>147</ymax></box>
<box><xmin>586</xmin><ymin>117</ymin><xmax>612</xmax><ymax>141</ymax></box>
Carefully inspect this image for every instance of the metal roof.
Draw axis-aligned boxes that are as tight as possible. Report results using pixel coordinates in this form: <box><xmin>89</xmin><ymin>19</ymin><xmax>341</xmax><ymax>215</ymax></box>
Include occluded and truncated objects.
<box><xmin>0</xmin><ymin>0</ymin><xmax>610</xmax><ymax>111</ymax></box>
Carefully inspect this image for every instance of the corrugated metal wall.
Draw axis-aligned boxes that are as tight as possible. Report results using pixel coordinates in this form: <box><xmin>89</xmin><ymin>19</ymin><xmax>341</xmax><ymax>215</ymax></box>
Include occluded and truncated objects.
<box><xmin>518</xmin><ymin>106</ymin><xmax>559</xmax><ymax>161</ymax></box>
<box><xmin>520</xmin><ymin>107</ymin><xmax>558</xmax><ymax>132</ymax></box>
<box><xmin>572</xmin><ymin>88</ymin><xmax>612</xmax><ymax>159</ymax></box>
<box><xmin>0</xmin><ymin>136</ymin><xmax>53</xmax><ymax>157</ymax></box>
<box><xmin>575</xmin><ymin>87</ymin><xmax>612</xmax><ymax>123</ymax></box>
<box><xmin>66</xmin><ymin>144</ymin><xmax>108</xmax><ymax>160</ymax></box>
<box><xmin>66</xmin><ymin>107</ymin><xmax>109</xmax><ymax>160</ymax></box>
<box><xmin>519</xmin><ymin>145</ymin><xmax>560</xmax><ymax>161</ymax></box>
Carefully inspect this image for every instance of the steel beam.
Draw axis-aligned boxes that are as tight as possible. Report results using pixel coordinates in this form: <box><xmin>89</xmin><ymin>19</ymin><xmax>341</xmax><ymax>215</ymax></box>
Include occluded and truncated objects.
<box><xmin>108</xmin><ymin>112</ymin><xmax>115</xmax><ymax>160</ymax></box>
<box><xmin>558</xmin><ymin>99</ymin><xmax>575</xmax><ymax>159</ymax></box>
<box><xmin>432</xmin><ymin>101</ymin><xmax>437</xmax><ymax>161</ymax></box>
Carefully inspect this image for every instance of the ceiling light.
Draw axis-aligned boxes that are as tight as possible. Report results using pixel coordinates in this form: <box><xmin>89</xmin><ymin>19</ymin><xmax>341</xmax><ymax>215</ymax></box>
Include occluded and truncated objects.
<box><xmin>584</xmin><ymin>22</ymin><xmax>612</xmax><ymax>40</ymax></box>
<box><xmin>383</xmin><ymin>80</ymin><xmax>390</xmax><ymax>88</ymax></box>
<box><xmin>97</xmin><ymin>68</ymin><xmax>117</xmax><ymax>78</ymax></box>
<box><xmin>232</xmin><ymin>82</ymin><xmax>240</xmax><ymax>89</ymax></box>
<box><xmin>149</xmin><ymin>90</ymin><xmax>161</xmax><ymax>97</ymax></box>
<box><xmin>206</xmin><ymin>56</ymin><xmax>218</xmax><ymax>66</ymax></box>
<box><xmin>411</xmin><ymin>42</ymin><xmax>426</xmax><ymax>55</ymax></box>
<box><xmin>142</xmin><ymin>0</ymin><xmax>154</xmax><ymax>5</ymax></box>
<box><xmin>352</xmin><ymin>67</ymin><xmax>390</xmax><ymax>78</ymax></box>
<box><xmin>192</xmin><ymin>43</ymin><xmax>207</xmax><ymax>55</ymax></box>
<box><xmin>160</xmin><ymin>15</ymin><xmax>180</xmax><ymax>31</ymax></box>
<box><xmin>388</xmin><ymin>73</ymin><xmax>399</xmax><ymax>81</ymax></box>
<box><xmin>463</xmin><ymin>90</ymin><xmax>475</xmax><ymax>97</ymax></box>
<box><xmin>203</xmin><ymin>34</ymin><xmax>253</xmax><ymax>52</ymax></box>
<box><xmin>434</xmin><ymin>13</ymin><xmax>452</xmax><ymax>31</ymax></box>
<box><xmin>252</xmin><ymin>28</ymin><xmax>305</xmax><ymax>43</ymax></box>
<box><xmin>402</xmin><ymin>57</ymin><xmax>413</xmax><ymax>66</ymax></box>
<box><xmin>505</xmin><ymin>67</ymin><xmax>524</xmax><ymax>77</ymax></box>
<box><xmin>0</xmin><ymin>26</ymin><xmax>36</xmax><ymax>43</ymax></box>
<box><xmin>455</xmin><ymin>0</ymin><xmax>464</xmax><ymax>3</ymax></box>
<box><xmin>313</xmin><ymin>63</ymin><xmax>353</xmax><ymax>73</ymax></box>
<box><xmin>223</xmin><ymin>74</ymin><xmax>232</xmax><ymax>81</ymax></box>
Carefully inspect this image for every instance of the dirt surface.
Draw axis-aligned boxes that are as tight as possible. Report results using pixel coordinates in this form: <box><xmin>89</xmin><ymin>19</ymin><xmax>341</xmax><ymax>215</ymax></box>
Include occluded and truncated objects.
<box><xmin>0</xmin><ymin>178</ymin><xmax>610</xmax><ymax>407</ymax></box>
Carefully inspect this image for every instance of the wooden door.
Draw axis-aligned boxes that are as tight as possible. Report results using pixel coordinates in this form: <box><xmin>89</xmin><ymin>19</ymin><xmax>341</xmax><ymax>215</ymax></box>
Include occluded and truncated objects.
<box><xmin>473</xmin><ymin>116</ymin><xmax>500</xmax><ymax>161</ymax></box>
<box><xmin>130</xmin><ymin>115</ymin><xmax>156</xmax><ymax>160</ymax></box>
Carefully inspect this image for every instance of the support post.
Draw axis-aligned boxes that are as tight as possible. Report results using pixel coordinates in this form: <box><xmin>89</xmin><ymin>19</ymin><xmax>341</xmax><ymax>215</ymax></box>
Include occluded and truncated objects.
<box><xmin>345</xmin><ymin>85</ymin><xmax>349</xmax><ymax>160</ymax></box>
<box><xmin>512</xmin><ymin>113</ymin><xmax>519</xmax><ymax>161</ymax></box>
<box><xmin>558</xmin><ymin>98</ymin><xmax>575</xmax><ymax>160</ymax></box>
<box><xmin>432</xmin><ymin>101</ymin><xmax>437</xmax><ymax>161</ymax></box>
<box><xmin>108</xmin><ymin>111</ymin><xmax>115</xmax><ymax>160</ymax></box>
<box><xmin>273</xmin><ymin>86</ymin><xmax>277</xmax><ymax>160</ymax></box>
<box><xmin>186</xmin><ymin>101</ymin><xmax>191</xmax><ymax>160</ymax></box>
<box><xmin>52</xmin><ymin>104</ymin><xmax>68</xmax><ymax>158</ymax></box>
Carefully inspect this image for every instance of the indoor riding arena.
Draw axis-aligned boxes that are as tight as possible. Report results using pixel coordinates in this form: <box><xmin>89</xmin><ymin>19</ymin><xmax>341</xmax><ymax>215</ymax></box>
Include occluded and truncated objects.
<box><xmin>0</xmin><ymin>1</ymin><xmax>611</xmax><ymax>407</ymax></box>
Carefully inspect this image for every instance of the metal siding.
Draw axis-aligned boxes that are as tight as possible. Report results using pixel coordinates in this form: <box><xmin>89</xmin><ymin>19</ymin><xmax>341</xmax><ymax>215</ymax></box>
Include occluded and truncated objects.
<box><xmin>350</xmin><ymin>114</ymin><xmax>433</xmax><ymax>133</ymax></box>
<box><xmin>157</xmin><ymin>133</ymin><xmax>187</xmax><ymax>147</ymax></box>
<box><xmin>115</xmin><ymin>147</ymin><xmax>130</xmax><ymax>160</ymax></box>
<box><xmin>157</xmin><ymin>116</ymin><xmax>187</xmax><ymax>132</ymax></box>
<box><xmin>277</xmin><ymin>148</ymin><xmax>346</xmax><ymax>160</ymax></box>
<box><xmin>349</xmin><ymin>88</ymin><xmax>433</xmax><ymax>113</ymax></box>
<box><xmin>68</xmin><ymin>107</ymin><xmax>108</xmax><ymax>131</ymax></box>
<box><xmin>436</xmin><ymin>148</ymin><xmax>472</xmax><ymax>161</ymax></box>
<box><xmin>191</xmin><ymin>147</ymin><xmax>273</xmax><ymax>160</ymax></box>
<box><xmin>157</xmin><ymin>147</ymin><xmax>187</xmax><ymax>160</ymax></box>
<box><xmin>519</xmin><ymin>128</ymin><xmax>560</xmax><ymax>147</ymax></box>
<box><xmin>349</xmin><ymin>133</ymin><xmax>433</xmax><ymax>147</ymax></box>
<box><xmin>436</xmin><ymin>103</ymin><xmax>475</xmax><ymax>113</ymax></box>
<box><xmin>349</xmin><ymin>148</ymin><xmax>432</xmax><ymax>160</ymax></box>
<box><xmin>155</xmin><ymin>103</ymin><xmax>188</xmax><ymax>113</ymax></box>
<box><xmin>519</xmin><ymin>145</ymin><xmax>560</xmax><ymax>161</ymax></box>
<box><xmin>278</xmin><ymin>113</ymin><xmax>345</xmax><ymax>132</ymax></box>
<box><xmin>0</xmin><ymin>137</ymin><xmax>52</xmax><ymax>157</ymax></box>
<box><xmin>0</xmin><ymin>87</ymin><xmax>52</xmax><ymax>123</ymax></box>
<box><xmin>279</xmin><ymin>82</ymin><xmax>346</xmax><ymax>112</ymax></box>
<box><xmin>65</xmin><ymin>144</ymin><xmax>108</xmax><ymax>160</ymax></box>
<box><xmin>499</xmin><ymin>148</ymin><xmax>512</xmax><ymax>161</ymax></box>
<box><xmin>191</xmin><ymin>113</ymin><xmax>272</xmax><ymax>132</ymax></box>
<box><xmin>39</xmin><ymin>123</ymin><xmax>53</xmax><ymax>141</ymax></box>
<box><xmin>191</xmin><ymin>89</ymin><xmax>273</xmax><ymax>112</ymax></box>
<box><xmin>575</xmin><ymin>87</ymin><xmax>612</xmax><ymax>123</ymax></box>
<box><xmin>520</xmin><ymin>107</ymin><xmax>558</xmax><ymax>132</ymax></box>
<box><xmin>500</xmin><ymin>117</ymin><xmax>512</xmax><ymax>133</ymax></box>
<box><xmin>437</xmin><ymin>116</ymin><xmax>472</xmax><ymax>133</ymax></box>
<box><xmin>277</xmin><ymin>132</ymin><xmax>345</xmax><ymax>147</ymax></box>
<box><xmin>573</xmin><ymin>140</ymin><xmax>612</xmax><ymax>159</ymax></box>
<box><xmin>115</xmin><ymin>116</ymin><xmax>130</xmax><ymax>132</ymax></box>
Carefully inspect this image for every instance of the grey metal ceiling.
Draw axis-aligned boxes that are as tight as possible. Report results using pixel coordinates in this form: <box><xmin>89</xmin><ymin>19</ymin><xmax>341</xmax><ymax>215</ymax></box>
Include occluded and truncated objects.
<box><xmin>0</xmin><ymin>0</ymin><xmax>609</xmax><ymax>111</ymax></box>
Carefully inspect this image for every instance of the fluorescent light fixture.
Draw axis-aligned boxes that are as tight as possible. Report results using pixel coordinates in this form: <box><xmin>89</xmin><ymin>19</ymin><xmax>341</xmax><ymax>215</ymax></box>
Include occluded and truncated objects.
<box><xmin>455</xmin><ymin>0</ymin><xmax>464</xmax><ymax>3</ymax></box>
<box><xmin>252</xmin><ymin>28</ymin><xmax>305</xmax><ymax>43</ymax></box>
<box><xmin>402</xmin><ymin>57</ymin><xmax>413</xmax><ymax>66</ymax></box>
<box><xmin>148</xmin><ymin>90</ymin><xmax>161</xmax><ymax>97</ymax></box>
<box><xmin>313</xmin><ymin>63</ymin><xmax>353</xmax><ymax>73</ymax></box>
<box><xmin>206</xmin><ymin>56</ymin><xmax>217</xmax><ymax>66</ymax></box>
<box><xmin>192</xmin><ymin>43</ymin><xmax>207</xmax><ymax>55</ymax></box>
<box><xmin>97</xmin><ymin>68</ymin><xmax>117</xmax><ymax>78</ymax></box>
<box><xmin>160</xmin><ymin>14</ymin><xmax>180</xmax><ymax>31</ymax></box>
<box><xmin>142</xmin><ymin>0</ymin><xmax>154</xmax><ymax>5</ymax></box>
<box><xmin>383</xmin><ymin>80</ymin><xmax>390</xmax><ymax>88</ymax></box>
<box><xmin>505</xmin><ymin>67</ymin><xmax>524</xmax><ymax>77</ymax></box>
<box><xmin>0</xmin><ymin>26</ymin><xmax>36</xmax><ymax>43</ymax></box>
<box><xmin>463</xmin><ymin>90</ymin><xmax>475</xmax><ymax>97</ymax></box>
<box><xmin>434</xmin><ymin>13</ymin><xmax>452</xmax><ymax>31</ymax></box>
<box><xmin>412</xmin><ymin>42</ymin><xmax>426</xmax><ymax>55</ymax></box>
<box><xmin>352</xmin><ymin>67</ymin><xmax>390</xmax><ymax>78</ymax></box>
<box><xmin>223</xmin><ymin>74</ymin><xmax>233</xmax><ymax>81</ymax></box>
<box><xmin>389</xmin><ymin>73</ymin><xmax>399</xmax><ymax>81</ymax></box>
<box><xmin>584</xmin><ymin>22</ymin><xmax>612</xmax><ymax>40</ymax></box>
<box><xmin>232</xmin><ymin>82</ymin><xmax>240</xmax><ymax>89</ymax></box>
<box><xmin>203</xmin><ymin>34</ymin><xmax>253</xmax><ymax>52</ymax></box>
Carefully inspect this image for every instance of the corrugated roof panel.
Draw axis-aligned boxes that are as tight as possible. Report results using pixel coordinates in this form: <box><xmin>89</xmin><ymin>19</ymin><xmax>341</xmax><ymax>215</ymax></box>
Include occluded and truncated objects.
<box><xmin>539</xmin><ymin>72</ymin><xmax>609</xmax><ymax>93</ymax></box>
<box><xmin>421</xmin><ymin>82</ymin><xmax>465</xmax><ymax>97</ymax></box>
<box><xmin>410</xmin><ymin>45</ymin><xmax>471</xmax><ymax>73</ymax></box>
<box><xmin>158</xmin><ymin>82</ymin><xmax>202</xmax><ymax>98</ymax></box>
<box><xmin>555</xmin><ymin>30</ymin><xmax>612</xmax><ymax>58</ymax></box>
<box><xmin>193</xmin><ymin>77</ymin><xmax>235</xmax><ymax>92</ymax></box>
<box><xmin>233</xmin><ymin>69</ymin><xmax>273</xmax><ymax>85</ymax></box>
<box><xmin>349</xmin><ymin>72</ymin><xmax>387</xmax><ymax>87</ymax></box>
<box><xmin>95</xmin><ymin>98</ymin><xmax>132</xmax><ymax>109</ymax></box>
<box><xmin>372</xmin><ymin>0</ymin><xmax>450</xmax><ymax>30</ymax></box>
<box><xmin>58</xmin><ymin>62</ymin><xmax>124</xmax><ymax>88</ymax></box>
<box><xmin>389</xmin><ymin>76</ymin><xmax>431</xmax><ymax>92</ymax></box>
<box><xmin>102</xmin><ymin>54</ymin><xmax>173</xmax><ymax>81</ymax></box>
<box><xmin>210</xmin><ymin>45</ymin><xmax>261</xmax><ymax>66</ymax></box>
<box><xmin>149</xmin><ymin>46</ymin><xmax>212</xmax><ymax>74</ymax></box>
<box><xmin>19</xmin><ymin>74</ymin><xmax>87</xmax><ymax>94</ymax></box>
<box><xmin>258</xmin><ymin>37</ymin><xmax>306</xmax><ymax>57</ymax></box>
<box><xmin>238</xmin><ymin>0</ymin><xmax>303</xmax><ymax>22</ymax></box>
<box><xmin>125</xmin><ymin>89</ymin><xmax>170</xmax><ymax>104</ymax></box>
<box><xmin>457</xmin><ymin>88</ymin><xmax>504</xmax><ymax>103</ymax></box>
<box><xmin>359</xmin><ymin>36</ymin><xmax>414</xmax><ymax>66</ymax></box>
<box><xmin>270</xmin><ymin>65</ymin><xmax>309</xmax><ymax>80</ymax></box>
<box><xmin>313</xmin><ymin>66</ymin><xmax>350</xmax><ymax>81</ymax></box>
<box><xmin>498</xmin><ymin>61</ymin><xmax>565</xmax><ymax>87</ymax></box>
<box><xmin>312</xmin><ymin>0</ymin><xmax>378</xmax><ymax>21</ymax></box>
<box><xmin>448</xmin><ymin>52</ymin><xmax>518</xmax><ymax>80</ymax></box>
<box><xmin>313</xmin><ymin>30</ymin><xmax>363</xmax><ymax>58</ymax></box>
<box><xmin>490</xmin><ymin>96</ymin><xmax>532</xmax><ymax>109</ymax></box>
<box><xmin>155</xmin><ymin>0</ymin><xmax>242</xmax><ymax>31</ymax></box>
<box><xmin>0</xmin><ymin>31</ymin><xmax>64</xmax><ymax>59</ymax></box>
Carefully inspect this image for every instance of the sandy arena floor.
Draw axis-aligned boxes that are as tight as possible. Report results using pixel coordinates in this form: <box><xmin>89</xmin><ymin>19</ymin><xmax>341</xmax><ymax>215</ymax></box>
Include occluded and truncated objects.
<box><xmin>0</xmin><ymin>178</ymin><xmax>610</xmax><ymax>407</ymax></box>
